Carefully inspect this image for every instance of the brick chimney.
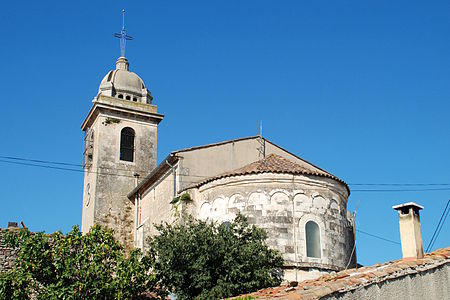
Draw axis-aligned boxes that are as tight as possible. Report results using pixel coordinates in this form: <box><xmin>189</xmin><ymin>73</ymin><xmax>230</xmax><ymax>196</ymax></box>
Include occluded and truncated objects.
<box><xmin>7</xmin><ymin>222</ymin><xmax>18</xmax><ymax>229</ymax></box>
<box><xmin>393</xmin><ymin>202</ymin><xmax>424</xmax><ymax>259</ymax></box>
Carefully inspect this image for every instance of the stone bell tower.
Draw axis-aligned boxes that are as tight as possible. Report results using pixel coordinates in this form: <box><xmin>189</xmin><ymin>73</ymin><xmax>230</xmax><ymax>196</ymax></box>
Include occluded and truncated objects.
<box><xmin>81</xmin><ymin>51</ymin><xmax>163</xmax><ymax>249</ymax></box>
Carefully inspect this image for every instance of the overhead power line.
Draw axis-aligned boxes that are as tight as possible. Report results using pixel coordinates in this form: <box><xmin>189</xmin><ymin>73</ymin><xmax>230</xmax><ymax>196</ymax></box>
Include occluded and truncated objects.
<box><xmin>0</xmin><ymin>159</ymin><xmax>138</xmax><ymax>179</ymax></box>
<box><xmin>356</xmin><ymin>229</ymin><xmax>400</xmax><ymax>245</ymax></box>
<box><xmin>0</xmin><ymin>155</ymin><xmax>154</xmax><ymax>175</ymax></box>
<box><xmin>0</xmin><ymin>155</ymin><xmax>82</xmax><ymax>167</ymax></box>
<box><xmin>351</xmin><ymin>188</ymin><xmax>450</xmax><ymax>192</ymax></box>
<box><xmin>0</xmin><ymin>159</ymin><xmax>83</xmax><ymax>173</ymax></box>
<box><xmin>426</xmin><ymin>199</ymin><xmax>450</xmax><ymax>252</ymax></box>
<box><xmin>1</xmin><ymin>155</ymin><xmax>450</xmax><ymax>192</ymax></box>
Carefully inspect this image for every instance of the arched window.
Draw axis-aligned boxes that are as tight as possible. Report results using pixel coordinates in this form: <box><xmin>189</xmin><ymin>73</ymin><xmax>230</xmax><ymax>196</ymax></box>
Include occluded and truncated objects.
<box><xmin>306</xmin><ymin>221</ymin><xmax>321</xmax><ymax>258</ymax></box>
<box><xmin>120</xmin><ymin>127</ymin><xmax>135</xmax><ymax>162</ymax></box>
<box><xmin>118</xmin><ymin>94</ymin><xmax>124</xmax><ymax>99</ymax></box>
<box><xmin>126</xmin><ymin>95</ymin><xmax>131</xmax><ymax>100</ymax></box>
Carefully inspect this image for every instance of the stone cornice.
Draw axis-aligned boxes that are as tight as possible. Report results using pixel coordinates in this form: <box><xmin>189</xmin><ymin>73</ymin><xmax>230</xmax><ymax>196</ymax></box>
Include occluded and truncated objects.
<box><xmin>81</xmin><ymin>95</ymin><xmax>164</xmax><ymax>130</ymax></box>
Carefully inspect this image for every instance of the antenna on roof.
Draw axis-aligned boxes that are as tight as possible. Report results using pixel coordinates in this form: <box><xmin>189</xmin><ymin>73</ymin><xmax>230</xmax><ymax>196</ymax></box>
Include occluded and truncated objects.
<box><xmin>259</xmin><ymin>120</ymin><xmax>263</xmax><ymax>138</ymax></box>
<box><xmin>113</xmin><ymin>9</ymin><xmax>133</xmax><ymax>57</ymax></box>
<box><xmin>257</xmin><ymin>120</ymin><xmax>266</xmax><ymax>159</ymax></box>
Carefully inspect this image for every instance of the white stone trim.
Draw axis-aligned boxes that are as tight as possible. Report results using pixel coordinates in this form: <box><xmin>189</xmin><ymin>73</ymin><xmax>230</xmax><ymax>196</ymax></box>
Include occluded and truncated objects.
<box><xmin>116</xmin><ymin>124</ymin><xmax>137</xmax><ymax>165</ymax></box>
<box><xmin>298</xmin><ymin>214</ymin><xmax>325</xmax><ymax>263</ymax></box>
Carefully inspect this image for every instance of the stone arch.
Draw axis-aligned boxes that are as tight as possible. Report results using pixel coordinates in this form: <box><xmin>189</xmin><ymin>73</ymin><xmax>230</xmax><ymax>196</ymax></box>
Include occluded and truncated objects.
<box><xmin>313</xmin><ymin>195</ymin><xmax>328</xmax><ymax>211</ymax></box>
<box><xmin>305</xmin><ymin>221</ymin><xmax>321</xmax><ymax>258</ymax></box>
<box><xmin>294</xmin><ymin>193</ymin><xmax>312</xmax><ymax>212</ymax></box>
<box><xmin>269</xmin><ymin>191</ymin><xmax>290</xmax><ymax>217</ymax></box>
<box><xmin>211</xmin><ymin>197</ymin><xmax>227</xmax><ymax>221</ymax></box>
<box><xmin>298</xmin><ymin>214</ymin><xmax>326</xmax><ymax>261</ymax></box>
<box><xmin>199</xmin><ymin>202</ymin><xmax>211</xmax><ymax>220</ymax></box>
<box><xmin>311</xmin><ymin>191</ymin><xmax>321</xmax><ymax>198</ymax></box>
<box><xmin>247</xmin><ymin>192</ymin><xmax>268</xmax><ymax>210</ymax></box>
<box><xmin>329</xmin><ymin>199</ymin><xmax>340</xmax><ymax>214</ymax></box>
<box><xmin>228</xmin><ymin>193</ymin><xmax>245</xmax><ymax>215</ymax></box>
<box><xmin>229</xmin><ymin>193</ymin><xmax>245</xmax><ymax>212</ymax></box>
<box><xmin>270</xmin><ymin>191</ymin><xmax>290</xmax><ymax>205</ymax></box>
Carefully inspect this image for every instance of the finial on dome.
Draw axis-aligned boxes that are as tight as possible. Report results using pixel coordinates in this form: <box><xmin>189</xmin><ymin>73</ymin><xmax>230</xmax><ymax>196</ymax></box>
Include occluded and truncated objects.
<box><xmin>113</xmin><ymin>9</ymin><xmax>133</xmax><ymax>58</ymax></box>
<box><xmin>116</xmin><ymin>56</ymin><xmax>129</xmax><ymax>70</ymax></box>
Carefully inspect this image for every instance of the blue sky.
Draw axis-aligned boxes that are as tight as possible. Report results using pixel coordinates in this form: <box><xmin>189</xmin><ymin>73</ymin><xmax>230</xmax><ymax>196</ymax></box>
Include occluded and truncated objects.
<box><xmin>0</xmin><ymin>1</ymin><xmax>449</xmax><ymax>266</ymax></box>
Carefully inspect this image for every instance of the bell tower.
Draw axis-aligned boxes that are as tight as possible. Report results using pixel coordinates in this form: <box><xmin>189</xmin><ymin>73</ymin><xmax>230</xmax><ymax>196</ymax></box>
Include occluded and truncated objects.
<box><xmin>81</xmin><ymin>13</ymin><xmax>163</xmax><ymax>250</ymax></box>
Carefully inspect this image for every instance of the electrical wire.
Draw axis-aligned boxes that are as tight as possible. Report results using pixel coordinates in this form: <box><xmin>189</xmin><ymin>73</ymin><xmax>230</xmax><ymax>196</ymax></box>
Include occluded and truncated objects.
<box><xmin>0</xmin><ymin>159</ymin><xmax>138</xmax><ymax>179</ymax></box>
<box><xmin>0</xmin><ymin>155</ymin><xmax>154</xmax><ymax>175</ymax></box>
<box><xmin>0</xmin><ymin>155</ymin><xmax>82</xmax><ymax>167</ymax></box>
<box><xmin>1</xmin><ymin>155</ymin><xmax>450</xmax><ymax>192</ymax></box>
<box><xmin>356</xmin><ymin>229</ymin><xmax>400</xmax><ymax>245</ymax></box>
<box><xmin>426</xmin><ymin>199</ymin><xmax>450</xmax><ymax>252</ymax></box>
<box><xmin>429</xmin><ymin>207</ymin><xmax>450</xmax><ymax>251</ymax></box>
<box><xmin>351</xmin><ymin>188</ymin><xmax>450</xmax><ymax>192</ymax></box>
<box><xmin>0</xmin><ymin>159</ymin><xmax>84</xmax><ymax>173</ymax></box>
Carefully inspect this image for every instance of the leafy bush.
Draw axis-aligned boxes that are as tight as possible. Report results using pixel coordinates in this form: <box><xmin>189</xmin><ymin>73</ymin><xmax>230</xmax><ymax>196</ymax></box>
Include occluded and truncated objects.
<box><xmin>0</xmin><ymin>225</ymin><xmax>156</xmax><ymax>300</ymax></box>
<box><xmin>148</xmin><ymin>214</ymin><xmax>283</xmax><ymax>299</ymax></box>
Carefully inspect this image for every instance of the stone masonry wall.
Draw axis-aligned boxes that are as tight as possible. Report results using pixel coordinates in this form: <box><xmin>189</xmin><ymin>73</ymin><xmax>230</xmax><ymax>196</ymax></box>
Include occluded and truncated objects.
<box><xmin>0</xmin><ymin>229</ymin><xmax>18</xmax><ymax>273</ymax></box>
<box><xmin>186</xmin><ymin>173</ymin><xmax>354</xmax><ymax>281</ymax></box>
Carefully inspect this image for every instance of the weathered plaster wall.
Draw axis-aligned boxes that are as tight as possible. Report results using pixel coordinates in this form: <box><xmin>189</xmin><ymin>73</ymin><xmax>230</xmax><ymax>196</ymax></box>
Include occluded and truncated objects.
<box><xmin>0</xmin><ymin>229</ymin><xmax>17</xmax><ymax>272</ymax></box>
<box><xmin>139</xmin><ymin>167</ymin><xmax>177</xmax><ymax>241</ymax></box>
<box><xmin>185</xmin><ymin>173</ymin><xmax>355</xmax><ymax>281</ymax></box>
<box><xmin>324</xmin><ymin>263</ymin><xmax>450</xmax><ymax>300</ymax></box>
<box><xmin>82</xmin><ymin>108</ymin><xmax>158</xmax><ymax>251</ymax></box>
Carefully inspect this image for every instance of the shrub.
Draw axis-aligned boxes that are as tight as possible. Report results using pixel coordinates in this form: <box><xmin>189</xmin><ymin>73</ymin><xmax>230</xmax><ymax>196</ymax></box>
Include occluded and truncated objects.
<box><xmin>148</xmin><ymin>214</ymin><xmax>283</xmax><ymax>299</ymax></box>
<box><xmin>0</xmin><ymin>225</ymin><xmax>156</xmax><ymax>300</ymax></box>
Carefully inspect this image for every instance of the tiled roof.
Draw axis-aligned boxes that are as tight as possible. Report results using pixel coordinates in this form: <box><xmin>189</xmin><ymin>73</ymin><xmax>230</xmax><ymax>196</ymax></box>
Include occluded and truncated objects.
<box><xmin>188</xmin><ymin>154</ymin><xmax>349</xmax><ymax>192</ymax></box>
<box><xmin>230</xmin><ymin>247</ymin><xmax>450</xmax><ymax>299</ymax></box>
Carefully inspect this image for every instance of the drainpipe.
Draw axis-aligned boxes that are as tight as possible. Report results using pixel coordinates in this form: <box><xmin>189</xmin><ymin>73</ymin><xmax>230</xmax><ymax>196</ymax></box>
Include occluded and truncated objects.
<box><xmin>292</xmin><ymin>175</ymin><xmax>298</xmax><ymax>281</ymax></box>
<box><xmin>133</xmin><ymin>173</ymin><xmax>140</xmax><ymax>248</ymax></box>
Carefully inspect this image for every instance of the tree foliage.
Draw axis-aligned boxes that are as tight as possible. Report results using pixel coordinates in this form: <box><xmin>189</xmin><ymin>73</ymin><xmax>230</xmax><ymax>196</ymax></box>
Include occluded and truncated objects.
<box><xmin>0</xmin><ymin>225</ymin><xmax>156</xmax><ymax>300</ymax></box>
<box><xmin>148</xmin><ymin>214</ymin><xmax>284</xmax><ymax>300</ymax></box>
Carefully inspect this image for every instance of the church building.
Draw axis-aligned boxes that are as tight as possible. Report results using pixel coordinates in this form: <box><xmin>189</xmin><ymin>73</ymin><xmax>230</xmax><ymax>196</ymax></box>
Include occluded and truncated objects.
<box><xmin>81</xmin><ymin>21</ymin><xmax>356</xmax><ymax>280</ymax></box>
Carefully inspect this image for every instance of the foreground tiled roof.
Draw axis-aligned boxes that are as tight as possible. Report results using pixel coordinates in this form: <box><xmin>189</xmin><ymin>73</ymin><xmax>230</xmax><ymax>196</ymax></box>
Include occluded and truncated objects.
<box><xmin>189</xmin><ymin>154</ymin><xmax>349</xmax><ymax>192</ymax></box>
<box><xmin>230</xmin><ymin>247</ymin><xmax>450</xmax><ymax>299</ymax></box>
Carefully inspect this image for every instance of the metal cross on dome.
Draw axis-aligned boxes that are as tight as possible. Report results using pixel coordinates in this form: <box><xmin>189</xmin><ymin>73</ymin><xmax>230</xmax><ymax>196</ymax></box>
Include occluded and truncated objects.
<box><xmin>114</xmin><ymin>9</ymin><xmax>133</xmax><ymax>57</ymax></box>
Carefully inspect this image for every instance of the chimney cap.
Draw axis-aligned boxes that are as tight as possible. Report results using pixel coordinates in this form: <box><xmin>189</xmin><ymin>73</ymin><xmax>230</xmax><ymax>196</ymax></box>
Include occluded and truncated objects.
<box><xmin>393</xmin><ymin>202</ymin><xmax>424</xmax><ymax>211</ymax></box>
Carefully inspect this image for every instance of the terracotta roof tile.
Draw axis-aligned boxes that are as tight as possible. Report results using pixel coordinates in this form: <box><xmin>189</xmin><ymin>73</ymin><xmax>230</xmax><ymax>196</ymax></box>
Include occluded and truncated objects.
<box><xmin>229</xmin><ymin>247</ymin><xmax>450</xmax><ymax>300</ymax></box>
<box><xmin>190</xmin><ymin>154</ymin><xmax>349</xmax><ymax>192</ymax></box>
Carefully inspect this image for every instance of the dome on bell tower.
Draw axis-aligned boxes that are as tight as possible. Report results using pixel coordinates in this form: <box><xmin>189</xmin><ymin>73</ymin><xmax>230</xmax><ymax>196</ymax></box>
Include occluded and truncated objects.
<box><xmin>97</xmin><ymin>56</ymin><xmax>153</xmax><ymax>103</ymax></box>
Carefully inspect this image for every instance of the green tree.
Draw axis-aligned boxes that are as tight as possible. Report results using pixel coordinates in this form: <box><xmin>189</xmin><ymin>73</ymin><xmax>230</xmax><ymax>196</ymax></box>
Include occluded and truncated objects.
<box><xmin>0</xmin><ymin>225</ymin><xmax>156</xmax><ymax>300</ymax></box>
<box><xmin>148</xmin><ymin>214</ymin><xmax>283</xmax><ymax>300</ymax></box>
